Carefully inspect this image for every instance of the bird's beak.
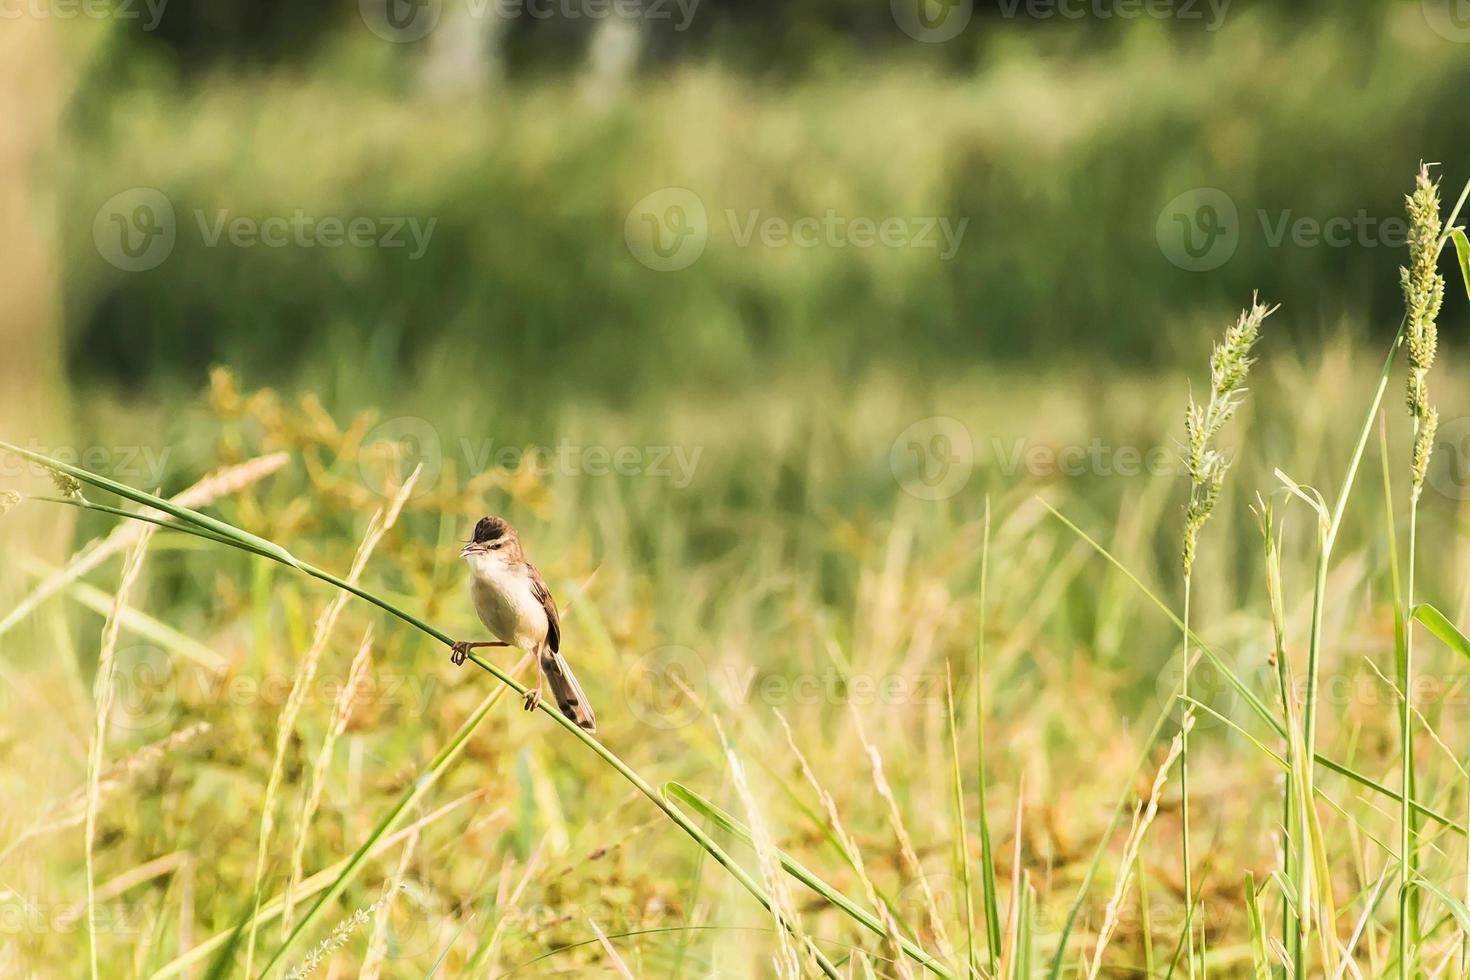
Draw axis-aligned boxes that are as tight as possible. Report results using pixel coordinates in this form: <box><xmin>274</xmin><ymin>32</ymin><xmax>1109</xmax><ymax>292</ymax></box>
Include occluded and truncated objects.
<box><xmin>459</xmin><ymin>542</ymin><xmax>480</xmax><ymax>558</ymax></box>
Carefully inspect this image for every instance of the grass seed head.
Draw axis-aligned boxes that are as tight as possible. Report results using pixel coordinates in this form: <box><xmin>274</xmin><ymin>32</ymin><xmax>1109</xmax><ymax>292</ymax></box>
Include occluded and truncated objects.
<box><xmin>45</xmin><ymin>467</ymin><xmax>82</xmax><ymax>498</ymax></box>
<box><xmin>1411</xmin><ymin>406</ymin><xmax>1439</xmax><ymax>503</ymax></box>
<box><xmin>1402</xmin><ymin>164</ymin><xmax>1445</xmax><ymax>495</ymax></box>
<box><xmin>1181</xmin><ymin>296</ymin><xmax>1273</xmax><ymax>575</ymax></box>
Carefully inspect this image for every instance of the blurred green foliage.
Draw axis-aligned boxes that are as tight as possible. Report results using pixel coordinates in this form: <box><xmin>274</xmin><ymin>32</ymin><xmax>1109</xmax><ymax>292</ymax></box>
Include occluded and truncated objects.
<box><xmin>67</xmin><ymin>5</ymin><xmax>1470</xmax><ymax>399</ymax></box>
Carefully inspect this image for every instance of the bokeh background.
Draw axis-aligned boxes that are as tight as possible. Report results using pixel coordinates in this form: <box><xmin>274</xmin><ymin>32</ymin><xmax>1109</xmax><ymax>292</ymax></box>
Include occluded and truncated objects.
<box><xmin>7</xmin><ymin>1</ymin><xmax>1470</xmax><ymax>976</ymax></box>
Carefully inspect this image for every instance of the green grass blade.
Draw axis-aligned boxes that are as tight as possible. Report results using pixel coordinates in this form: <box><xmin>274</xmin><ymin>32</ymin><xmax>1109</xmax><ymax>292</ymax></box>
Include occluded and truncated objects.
<box><xmin>1040</xmin><ymin>498</ymin><xmax>1469</xmax><ymax>835</ymax></box>
<box><xmin>977</xmin><ymin>497</ymin><xmax>1002</xmax><ymax>974</ymax></box>
<box><xmin>1014</xmin><ymin>876</ymin><xmax>1034</xmax><ymax>980</ymax></box>
<box><xmin>201</xmin><ymin>899</ymin><xmax>255</xmax><ymax>980</ymax></box>
<box><xmin>1412</xmin><ymin>876</ymin><xmax>1470</xmax><ymax>935</ymax></box>
<box><xmin>260</xmin><ymin>688</ymin><xmax>503</xmax><ymax>976</ymax></box>
<box><xmin>945</xmin><ymin>667</ymin><xmax>977</xmax><ymax>977</ymax></box>
<box><xmin>0</xmin><ymin>439</ymin><xmax>298</xmax><ymax>566</ymax></box>
<box><xmin>1244</xmin><ymin>874</ymin><xmax>1271</xmax><ymax>980</ymax></box>
<box><xmin>1410</xmin><ymin>603</ymin><xmax>1470</xmax><ymax>661</ymax></box>
<box><xmin>1450</xmin><ymin>228</ymin><xmax>1470</xmax><ymax>302</ymax></box>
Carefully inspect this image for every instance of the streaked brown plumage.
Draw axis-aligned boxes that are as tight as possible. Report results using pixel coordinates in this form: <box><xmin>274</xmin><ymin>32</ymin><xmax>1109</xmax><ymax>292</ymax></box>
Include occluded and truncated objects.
<box><xmin>452</xmin><ymin>516</ymin><xmax>596</xmax><ymax>732</ymax></box>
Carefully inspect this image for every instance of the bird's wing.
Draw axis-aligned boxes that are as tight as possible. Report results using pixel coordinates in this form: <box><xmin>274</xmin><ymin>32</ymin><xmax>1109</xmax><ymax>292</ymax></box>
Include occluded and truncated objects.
<box><xmin>527</xmin><ymin>562</ymin><xmax>561</xmax><ymax>653</ymax></box>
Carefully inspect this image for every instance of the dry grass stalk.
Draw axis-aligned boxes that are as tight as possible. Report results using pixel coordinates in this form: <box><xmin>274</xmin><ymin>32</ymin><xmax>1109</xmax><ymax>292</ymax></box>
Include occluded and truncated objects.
<box><xmin>1085</xmin><ymin>718</ymin><xmax>1191</xmax><ymax>979</ymax></box>
<box><xmin>717</xmin><ymin>719</ymin><xmax>822</xmax><ymax>979</ymax></box>
<box><xmin>151</xmin><ymin>789</ymin><xmax>489</xmax><ymax>980</ymax></box>
<box><xmin>480</xmin><ymin>840</ymin><xmax>549</xmax><ymax>974</ymax></box>
<box><xmin>83</xmin><ymin>521</ymin><xmax>157</xmax><ymax>980</ymax></box>
<box><xmin>360</xmin><ymin>827</ymin><xmax>419</xmax><ymax>980</ymax></box>
<box><xmin>282</xmin><ymin>625</ymin><xmax>375</xmax><ymax>933</ymax></box>
<box><xmin>848</xmin><ymin>704</ymin><xmax>953</xmax><ymax>959</ymax></box>
<box><xmin>998</xmin><ymin>777</ymin><xmax>1026</xmax><ymax>980</ymax></box>
<box><xmin>588</xmin><ymin>917</ymin><xmax>637</xmax><ymax>979</ymax></box>
<box><xmin>777</xmin><ymin>712</ymin><xmax>917</xmax><ymax>979</ymax></box>
<box><xmin>243</xmin><ymin>466</ymin><xmax>419</xmax><ymax>974</ymax></box>
<box><xmin>0</xmin><ymin>452</ymin><xmax>288</xmax><ymax>639</ymax></box>
<box><xmin>0</xmin><ymin>722</ymin><xmax>208</xmax><ymax>865</ymax></box>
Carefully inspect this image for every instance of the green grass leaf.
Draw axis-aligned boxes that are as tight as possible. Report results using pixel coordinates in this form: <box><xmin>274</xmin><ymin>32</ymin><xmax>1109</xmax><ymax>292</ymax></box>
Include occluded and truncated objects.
<box><xmin>1411</xmin><ymin>603</ymin><xmax>1470</xmax><ymax>662</ymax></box>
<box><xmin>1450</xmin><ymin>228</ymin><xmax>1470</xmax><ymax>303</ymax></box>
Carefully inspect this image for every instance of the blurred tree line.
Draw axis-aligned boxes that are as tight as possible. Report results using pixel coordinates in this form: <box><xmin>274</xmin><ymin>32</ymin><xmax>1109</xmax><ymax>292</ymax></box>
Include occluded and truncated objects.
<box><xmin>116</xmin><ymin>0</ymin><xmax>1392</xmax><ymax>77</ymax></box>
<box><xmin>60</xmin><ymin>0</ymin><xmax>1467</xmax><ymax>399</ymax></box>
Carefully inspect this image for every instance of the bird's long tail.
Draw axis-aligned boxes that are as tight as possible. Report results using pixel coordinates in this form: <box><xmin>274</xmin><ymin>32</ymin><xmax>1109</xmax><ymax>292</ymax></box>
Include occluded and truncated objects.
<box><xmin>541</xmin><ymin>649</ymin><xmax>596</xmax><ymax>733</ymax></box>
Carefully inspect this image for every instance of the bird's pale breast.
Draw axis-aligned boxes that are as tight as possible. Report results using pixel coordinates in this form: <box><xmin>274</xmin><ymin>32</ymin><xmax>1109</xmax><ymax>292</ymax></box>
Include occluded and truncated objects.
<box><xmin>470</xmin><ymin>564</ymin><xmax>548</xmax><ymax>650</ymax></box>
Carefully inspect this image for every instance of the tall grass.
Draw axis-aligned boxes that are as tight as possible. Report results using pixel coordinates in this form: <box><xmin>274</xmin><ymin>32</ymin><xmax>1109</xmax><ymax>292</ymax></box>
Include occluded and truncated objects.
<box><xmin>0</xmin><ymin>439</ymin><xmax>951</xmax><ymax>978</ymax></box>
<box><xmin>1177</xmin><ymin>297</ymin><xmax>1270</xmax><ymax>976</ymax></box>
<box><xmin>12</xmin><ymin>164</ymin><xmax>1470</xmax><ymax>972</ymax></box>
<box><xmin>1400</xmin><ymin>164</ymin><xmax>1447</xmax><ymax>976</ymax></box>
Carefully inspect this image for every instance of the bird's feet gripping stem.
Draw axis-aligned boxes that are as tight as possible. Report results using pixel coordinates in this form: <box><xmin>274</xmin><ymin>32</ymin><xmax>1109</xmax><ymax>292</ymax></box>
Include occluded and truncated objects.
<box><xmin>523</xmin><ymin>670</ymin><xmax>544</xmax><ymax>713</ymax></box>
<box><xmin>450</xmin><ymin>640</ymin><xmax>508</xmax><ymax>666</ymax></box>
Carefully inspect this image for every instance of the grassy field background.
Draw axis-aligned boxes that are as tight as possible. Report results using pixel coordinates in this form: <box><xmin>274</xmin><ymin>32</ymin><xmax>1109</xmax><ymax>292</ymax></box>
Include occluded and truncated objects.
<box><xmin>6</xmin><ymin>2</ymin><xmax>1470</xmax><ymax>977</ymax></box>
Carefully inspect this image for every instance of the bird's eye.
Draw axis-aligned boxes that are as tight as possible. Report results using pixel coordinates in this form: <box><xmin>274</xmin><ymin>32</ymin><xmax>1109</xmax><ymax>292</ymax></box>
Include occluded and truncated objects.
<box><xmin>490</xmin><ymin>542</ymin><xmax>501</xmax><ymax>549</ymax></box>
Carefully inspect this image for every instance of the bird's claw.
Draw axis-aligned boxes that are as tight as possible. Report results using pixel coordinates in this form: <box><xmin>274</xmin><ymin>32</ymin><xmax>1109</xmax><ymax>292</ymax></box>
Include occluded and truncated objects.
<box><xmin>450</xmin><ymin>641</ymin><xmax>470</xmax><ymax>666</ymax></box>
<box><xmin>523</xmin><ymin>688</ymin><xmax>541</xmax><ymax>712</ymax></box>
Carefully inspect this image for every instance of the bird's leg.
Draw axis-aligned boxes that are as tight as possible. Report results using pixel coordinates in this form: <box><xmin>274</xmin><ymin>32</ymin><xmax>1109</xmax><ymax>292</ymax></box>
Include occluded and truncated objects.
<box><xmin>450</xmin><ymin>640</ymin><xmax>509</xmax><ymax>666</ymax></box>
<box><xmin>523</xmin><ymin>655</ymin><xmax>545</xmax><ymax>712</ymax></box>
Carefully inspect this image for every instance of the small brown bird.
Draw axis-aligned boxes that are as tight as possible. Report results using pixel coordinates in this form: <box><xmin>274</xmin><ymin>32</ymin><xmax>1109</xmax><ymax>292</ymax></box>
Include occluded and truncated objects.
<box><xmin>452</xmin><ymin>516</ymin><xmax>596</xmax><ymax>732</ymax></box>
